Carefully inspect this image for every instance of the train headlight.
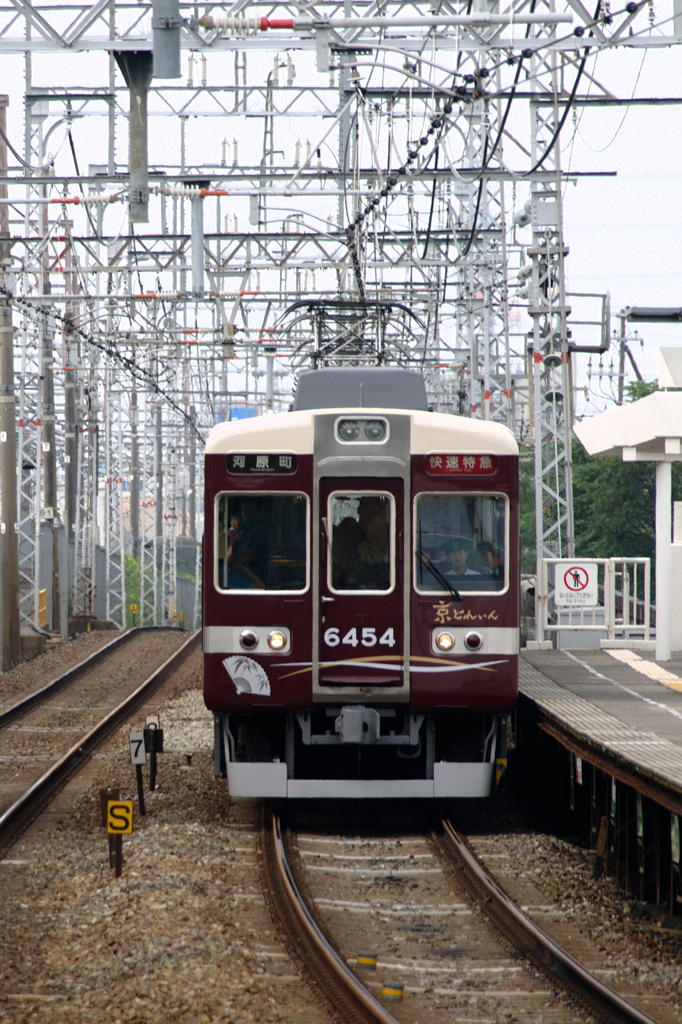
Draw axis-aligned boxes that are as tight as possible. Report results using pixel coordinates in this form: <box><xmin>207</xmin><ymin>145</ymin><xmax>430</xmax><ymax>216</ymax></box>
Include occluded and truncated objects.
<box><xmin>464</xmin><ymin>630</ymin><xmax>483</xmax><ymax>651</ymax></box>
<box><xmin>436</xmin><ymin>631</ymin><xmax>455</xmax><ymax>651</ymax></box>
<box><xmin>364</xmin><ymin>420</ymin><xmax>386</xmax><ymax>442</ymax></box>
<box><xmin>239</xmin><ymin>629</ymin><xmax>259</xmax><ymax>650</ymax></box>
<box><xmin>338</xmin><ymin>419</ymin><xmax>360</xmax><ymax>441</ymax></box>
<box><xmin>268</xmin><ymin>630</ymin><xmax>287</xmax><ymax>650</ymax></box>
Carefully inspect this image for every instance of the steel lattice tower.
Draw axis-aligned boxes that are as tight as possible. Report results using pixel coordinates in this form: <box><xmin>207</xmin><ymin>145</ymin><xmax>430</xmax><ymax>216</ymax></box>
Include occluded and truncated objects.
<box><xmin>0</xmin><ymin>0</ymin><xmax>678</xmax><ymax>636</ymax></box>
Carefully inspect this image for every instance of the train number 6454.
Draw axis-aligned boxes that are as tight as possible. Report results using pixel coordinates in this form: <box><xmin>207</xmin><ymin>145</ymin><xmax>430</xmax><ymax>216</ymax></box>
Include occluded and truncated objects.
<box><xmin>323</xmin><ymin>627</ymin><xmax>396</xmax><ymax>648</ymax></box>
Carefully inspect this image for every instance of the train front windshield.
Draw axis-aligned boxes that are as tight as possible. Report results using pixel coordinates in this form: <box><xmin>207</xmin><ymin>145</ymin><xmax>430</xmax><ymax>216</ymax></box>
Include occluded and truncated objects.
<box><xmin>216</xmin><ymin>494</ymin><xmax>308</xmax><ymax>591</ymax></box>
<box><xmin>329</xmin><ymin>493</ymin><xmax>392</xmax><ymax>592</ymax></box>
<box><xmin>415</xmin><ymin>493</ymin><xmax>507</xmax><ymax>593</ymax></box>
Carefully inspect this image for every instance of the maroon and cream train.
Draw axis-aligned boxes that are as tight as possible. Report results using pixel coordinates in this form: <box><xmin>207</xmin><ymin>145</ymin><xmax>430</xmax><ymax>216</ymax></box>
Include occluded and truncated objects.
<box><xmin>203</xmin><ymin>367</ymin><xmax>519</xmax><ymax>798</ymax></box>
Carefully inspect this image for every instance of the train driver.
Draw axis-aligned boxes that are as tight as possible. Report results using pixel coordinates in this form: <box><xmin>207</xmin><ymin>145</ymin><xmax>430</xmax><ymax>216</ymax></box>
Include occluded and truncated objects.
<box><xmin>444</xmin><ymin>538</ymin><xmax>480</xmax><ymax>577</ymax></box>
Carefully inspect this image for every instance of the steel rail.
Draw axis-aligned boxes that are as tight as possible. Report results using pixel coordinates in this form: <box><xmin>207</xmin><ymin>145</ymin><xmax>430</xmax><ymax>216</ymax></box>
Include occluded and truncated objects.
<box><xmin>260</xmin><ymin>809</ymin><xmax>400</xmax><ymax>1024</ymax></box>
<box><xmin>0</xmin><ymin>629</ymin><xmax>200</xmax><ymax>856</ymax></box>
<box><xmin>0</xmin><ymin>627</ymin><xmax>185</xmax><ymax>732</ymax></box>
<box><xmin>439</xmin><ymin>819</ymin><xmax>662</xmax><ymax>1024</ymax></box>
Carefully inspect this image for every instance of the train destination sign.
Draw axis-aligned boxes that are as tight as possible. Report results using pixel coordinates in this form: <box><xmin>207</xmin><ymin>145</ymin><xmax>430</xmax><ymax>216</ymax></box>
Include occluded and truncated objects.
<box><xmin>426</xmin><ymin>454</ymin><xmax>496</xmax><ymax>475</ymax></box>
<box><xmin>227</xmin><ymin>453</ymin><xmax>297</xmax><ymax>474</ymax></box>
<box><xmin>555</xmin><ymin>562</ymin><xmax>598</xmax><ymax>607</ymax></box>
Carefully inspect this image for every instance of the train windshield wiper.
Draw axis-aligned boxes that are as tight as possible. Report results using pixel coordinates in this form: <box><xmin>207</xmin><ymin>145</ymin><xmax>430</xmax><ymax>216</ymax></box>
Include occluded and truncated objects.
<box><xmin>416</xmin><ymin>547</ymin><xmax>463</xmax><ymax>603</ymax></box>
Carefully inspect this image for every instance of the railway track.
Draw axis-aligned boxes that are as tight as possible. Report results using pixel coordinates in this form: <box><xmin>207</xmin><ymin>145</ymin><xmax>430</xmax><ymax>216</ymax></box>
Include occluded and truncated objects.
<box><xmin>0</xmin><ymin>627</ymin><xmax>173</xmax><ymax>730</ymax></box>
<box><xmin>0</xmin><ymin>628</ymin><xmax>200</xmax><ymax>855</ymax></box>
<box><xmin>260</xmin><ymin>805</ymin><xmax>672</xmax><ymax>1024</ymax></box>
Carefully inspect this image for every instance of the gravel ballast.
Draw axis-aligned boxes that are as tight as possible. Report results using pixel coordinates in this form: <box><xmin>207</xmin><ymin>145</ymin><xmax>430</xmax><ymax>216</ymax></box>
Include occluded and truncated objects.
<box><xmin>1</xmin><ymin>634</ymin><xmax>681</xmax><ymax>1023</ymax></box>
<box><xmin>0</xmin><ymin>641</ymin><xmax>327</xmax><ymax>1024</ymax></box>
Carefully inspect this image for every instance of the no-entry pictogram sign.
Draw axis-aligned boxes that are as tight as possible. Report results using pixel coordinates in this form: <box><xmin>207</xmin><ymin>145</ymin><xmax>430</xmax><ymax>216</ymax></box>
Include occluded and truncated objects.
<box><xmin>555</xmin><ymin>562</ymin><xmax>598</xmax><ymax>607</ymax></box>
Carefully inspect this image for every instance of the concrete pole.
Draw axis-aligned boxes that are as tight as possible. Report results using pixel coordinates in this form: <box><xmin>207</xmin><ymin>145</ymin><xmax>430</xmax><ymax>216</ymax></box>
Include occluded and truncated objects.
<box><xmin>41</xmin><ymin>169</ymin><xmax>61</xmax><ymax>635</ymax></box>
<box><xmin>265</xmin><ymin>347</ymin><xmax>275</xmax><ymax>411</ymax></box>
<box><xmin>42</xmin><ymin>302</ymin><xmax>60</xmax><ymax>634</ymax></box>
<box><xmin>152</xmin><ymin>0</ymin><xmax>181</xmax><ymax>80</ymax></box>
<box><xmin>655</xmin><ymin>460</ymin><xmax>672</xmax><ymax>662</ymax></box>
<box><xmin>617</xmin><ymin>314</ymin><xmax>626</xmax><ymax>406</ymax></box>
<box><xmin>156</xmin><ymin>402</ymin><xmax>163</xmax><ymax>549</ymax></box>
<box><xmin>0</xmin><ymin>295</ymin><xmax>20</xmax><ymax>670</ymax></box>
<box><xmin>0</xmin><ymin>94</ymin><xmax>21</xmax><ymax>670</ymax></box>
<box><xmin>191</xmin><ymin>197</ymin><xmax>205</xmax><ymax>297</ymax></box>
<box><xmin>130</xmin><ymin>386</ymin><xmax>140</xmax><ymax>555</ymax></box>
<box><xmin>129</xmin><ymin>76</ymin><xmax>149</xmax><ymax>224</ymax></box>
<box><xmin>188</xmin><ymin>405</ymin><xmax>196</xmax><ymax>540</ymax></box>
<box><xmin>114</xmin><ymin>52</ymin><xmax>153</xmax><ymax>224</ymax></box>
<box><xmin>0</xmin><ymin>96</ymin><xmax>7</xmax><ymax>236</ymax></box>
<box><xmin>63</xmin><ymin>236</ymin><xmax>80</xmax><ymax>547</ymax></box>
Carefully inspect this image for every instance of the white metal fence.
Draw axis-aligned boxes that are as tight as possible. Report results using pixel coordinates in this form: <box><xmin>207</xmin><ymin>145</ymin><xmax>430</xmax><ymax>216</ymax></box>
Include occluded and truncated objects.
<box><xmin>535</xmin><ymin>558</ymin><xmax>651</xmax><ymax>647</ymax></box>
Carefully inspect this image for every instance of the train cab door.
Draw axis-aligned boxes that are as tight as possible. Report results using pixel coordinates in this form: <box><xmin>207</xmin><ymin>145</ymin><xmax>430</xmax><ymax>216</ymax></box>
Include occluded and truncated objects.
<box><xmin>314</xmin><ymin>478</ymin><xmax>408</xmax><ymax>700</ymax></box>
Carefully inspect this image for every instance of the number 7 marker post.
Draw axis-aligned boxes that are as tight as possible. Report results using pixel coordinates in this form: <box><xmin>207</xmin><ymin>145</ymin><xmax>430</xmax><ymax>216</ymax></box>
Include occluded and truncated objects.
<box><xmin>128</xmin><ymin>731</ymin><xmax>146</xmax><ymax>816</ymax></box>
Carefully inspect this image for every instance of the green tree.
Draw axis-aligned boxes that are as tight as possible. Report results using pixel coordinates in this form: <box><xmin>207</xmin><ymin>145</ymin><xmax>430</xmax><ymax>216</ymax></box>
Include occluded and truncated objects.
<box><xmin>520</xmin><ymin>382</ymin><xmax>682</xmax><ymax>576</ymax></box>
<box><xmin>572</xmin><ymin>441</ymin><xmax>667</xmax><ymax>561</ymax></box>
<box><xmin>124</xmin><ymin>554</ymin><xmax>141</xmax><ymax>628</ymax></box>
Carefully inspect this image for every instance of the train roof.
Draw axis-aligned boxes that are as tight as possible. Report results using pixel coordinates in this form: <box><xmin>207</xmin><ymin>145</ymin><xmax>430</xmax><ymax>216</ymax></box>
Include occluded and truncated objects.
<box><xmin>292</xmin><ymin>368</ymin><xmax>429</xmax><ymax>411</ymax></box>
<box><xmin>206</xmin><ymin>407</ymin><xmax>518</xmax><ymax>456</ymax></box>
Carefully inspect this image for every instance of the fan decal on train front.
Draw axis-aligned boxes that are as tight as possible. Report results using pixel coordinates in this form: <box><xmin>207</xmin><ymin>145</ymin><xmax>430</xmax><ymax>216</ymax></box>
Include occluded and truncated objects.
<box><xmin>223</xmin><ymin>656</ymin><xmax>271</xmax><ymax>695</ymax></box>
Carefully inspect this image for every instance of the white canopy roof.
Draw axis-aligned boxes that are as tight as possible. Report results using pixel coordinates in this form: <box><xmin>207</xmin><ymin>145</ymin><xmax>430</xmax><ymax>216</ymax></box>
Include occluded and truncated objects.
<box><xmin>574</xmin><ymin>392</ymin><xmax>682</xmax><ymax>461</ymax></box>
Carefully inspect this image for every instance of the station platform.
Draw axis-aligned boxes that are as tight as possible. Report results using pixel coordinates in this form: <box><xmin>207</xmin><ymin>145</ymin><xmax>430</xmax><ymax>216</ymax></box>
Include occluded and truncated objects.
<box><xmin>519</xmin><ymin>647</ymin><xmax>682</xmax><ymax>796</ymax></box>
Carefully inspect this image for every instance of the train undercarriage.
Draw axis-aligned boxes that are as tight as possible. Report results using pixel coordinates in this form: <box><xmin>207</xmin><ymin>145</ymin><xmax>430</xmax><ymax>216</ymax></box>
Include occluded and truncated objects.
<box><xmin>213</xmin><ymin>708</ymin><xmax>508</xmax><ymax>798</ymax></box>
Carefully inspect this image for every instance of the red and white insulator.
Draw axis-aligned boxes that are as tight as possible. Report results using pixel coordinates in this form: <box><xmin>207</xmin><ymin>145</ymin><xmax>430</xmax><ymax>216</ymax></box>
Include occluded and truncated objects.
<box><xmin>157</xmin><ymin>184</ymin><xmax>228</xmax><ymax>199</ymax></box>
<box><xmin>208</xmin><ymin>289</ymin><xmax>260</xmax><ymax>298</ymax></box>
<box><xmin>198</xmin><ymin>13</ymin><xmax>263</xmax><ymax>32</ymax></box>
<box><xmin>198</xmin><ymin>13</ymin><xmax>299</xmax><ymax>32</ymax></box>
<box><xmin>51</xmin><ymin>192</ymin><xmax>120</xmax><ymax>206</ymax></box>
<box><xmin>158</xmin><ymin>183</ymin><xmax>203</xmax><ymax>199</ymax></box>
<box><xmin>86</xmin><ymin>192</ymin><xmax>120</xmax><ymax>205</ymax></box>
<box><xmin>134</xmin><ymin>290</ymin><xmax>186</xmax><ymax>300</ymax></box>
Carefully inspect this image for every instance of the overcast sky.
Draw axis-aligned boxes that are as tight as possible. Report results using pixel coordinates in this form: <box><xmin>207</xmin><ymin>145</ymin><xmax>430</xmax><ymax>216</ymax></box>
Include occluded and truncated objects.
<box><xmin>557</xmin><ymin>40</ymin><xmax>682</xmax><ymax>400</ymax></box>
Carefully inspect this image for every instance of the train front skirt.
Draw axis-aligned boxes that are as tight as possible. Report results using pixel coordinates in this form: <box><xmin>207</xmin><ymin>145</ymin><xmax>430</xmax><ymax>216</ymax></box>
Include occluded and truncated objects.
<box><xmin>215</xmin><ymin>710</ymin><xmax>506</xmax><ymax>798</ymax></box>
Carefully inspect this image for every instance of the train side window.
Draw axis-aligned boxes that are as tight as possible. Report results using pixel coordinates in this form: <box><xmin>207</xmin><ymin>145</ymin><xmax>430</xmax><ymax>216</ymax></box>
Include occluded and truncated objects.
<box><xmin>329</xmin><ymin>493</ymin><xmax>393</xmax><ymax>592</ymax></box>
<box><xmin>414</xmin><ymin>493</ymin><xmax>507</xmax><ymax>594</ymax></box>
<box><xmin>216</xmin><ymin>493</ymin><xmax>308</xmax><ymax>592</ymax></box>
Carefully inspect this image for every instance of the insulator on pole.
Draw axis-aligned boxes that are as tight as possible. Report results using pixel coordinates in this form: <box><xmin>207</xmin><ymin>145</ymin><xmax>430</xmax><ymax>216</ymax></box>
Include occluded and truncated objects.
<box><xmin>50</xmin><ymin>193</ymin><xmax>121</xmax><ymax>206</ymax></box>
<box><xmin>197</xmin><ymin>13</ymin><xmax>267</xmax><ymax>33</ymax></box>
<box><xmin>157</xmin><ymin>184</ymin><xmax>228</xmax><ymax>199</ymax></box>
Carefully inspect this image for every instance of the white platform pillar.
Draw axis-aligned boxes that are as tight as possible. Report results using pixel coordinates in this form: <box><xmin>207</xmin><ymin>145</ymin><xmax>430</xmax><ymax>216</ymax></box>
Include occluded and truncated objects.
<box><xmin>655</xmin><ymin>460</ymin><xmax>672</xmax><ymax>661</ymax></box>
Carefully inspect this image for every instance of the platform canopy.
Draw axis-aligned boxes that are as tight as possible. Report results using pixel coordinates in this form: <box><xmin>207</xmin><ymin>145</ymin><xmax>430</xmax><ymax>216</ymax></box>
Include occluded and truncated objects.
<box><xmin>574</xmin><ymin>385</ymin><xmax>682</xmax><ymax>662</ymax></box>
<box><xmin>574</xmin><ymin>391</ymin><xmax>682</xmax><ymax>461</ymax></box>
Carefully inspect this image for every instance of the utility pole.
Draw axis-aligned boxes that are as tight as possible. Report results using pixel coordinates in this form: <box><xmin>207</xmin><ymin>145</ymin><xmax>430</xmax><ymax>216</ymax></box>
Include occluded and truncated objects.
<box><xmin>130</xmin><ymin>384</ymin><xmax>140</xmax><ymax>555</ymax></box>
<box><xmin>188</xmin><ymin>405</ymin><xmax>196</xmax><ymax>541</ymax></box>
<box><xmin>41</xmin><ymin>168</ymin><xmax>60</xmax><ymax>635</ymax></box>
<box><xmin>64</xmin><ymin>241</ymin><xmax>78</xmax><ymax>543</ymax></box>
<box><xmin>0</xmin><ymin>93</ymin><xmax>21</xmax><ymax>669</ymax></box>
